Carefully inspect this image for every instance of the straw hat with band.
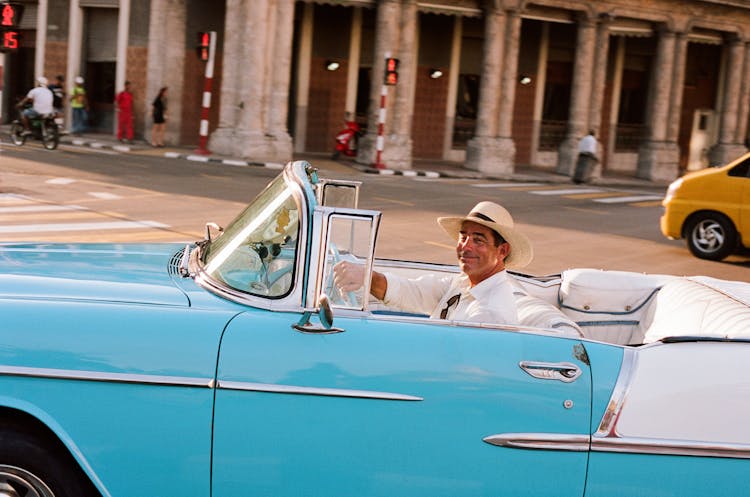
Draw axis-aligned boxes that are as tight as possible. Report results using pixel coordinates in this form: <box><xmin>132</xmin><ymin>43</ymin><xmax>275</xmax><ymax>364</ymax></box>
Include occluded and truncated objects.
<box><xmin>437</xmin><ymin>201</ymin><xmax>533</xmax><ymax>269</ymax></box>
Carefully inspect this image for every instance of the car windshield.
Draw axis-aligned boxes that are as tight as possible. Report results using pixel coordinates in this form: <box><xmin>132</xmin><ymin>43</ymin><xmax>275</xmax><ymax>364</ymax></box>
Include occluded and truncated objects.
<box><xmin>201</xmin><ymin>173</ymin><xmax>300</xmax><ymax>298</ymax></box>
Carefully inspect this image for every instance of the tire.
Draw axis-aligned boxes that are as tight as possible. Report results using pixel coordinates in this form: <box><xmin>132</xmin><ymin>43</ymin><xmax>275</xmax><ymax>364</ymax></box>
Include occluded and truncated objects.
<box><xmin>685</xmin><ymin>212</ymin><xmax>737</xmax><ymax>261</ymax></box>
<box><xmin>41</xmin><ymin>121</ymin><xmax>59</xmax><ymax>150</ymax></box>
<box><xmin>9</xmin><ymin>122</ymin><xmax>25</xmax><ymax>146</ymax></box>
<box><xmin>0</xmin><ymin>423</ymin><xmax>96</xmax><ymax>497</ymax></box>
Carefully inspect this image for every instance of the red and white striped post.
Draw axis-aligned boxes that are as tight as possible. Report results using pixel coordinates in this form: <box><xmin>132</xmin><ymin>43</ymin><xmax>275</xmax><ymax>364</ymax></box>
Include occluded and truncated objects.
<box><xmin>195</xmin><ymin>31</ymin><xmax>216</xmax><ymax>155</ymax></box>
<box><xmin>374</xmin><ymin>84</ymin><xmax>387</xmax><ymax>169</ymax></box>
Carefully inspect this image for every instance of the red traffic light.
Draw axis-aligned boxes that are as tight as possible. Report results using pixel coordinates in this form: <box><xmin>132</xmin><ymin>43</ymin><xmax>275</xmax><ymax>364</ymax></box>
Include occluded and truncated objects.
<box><xmin>384</xmin><ymin>57</ymin><xmax>399</xmax><ymax>85</ymax></box>
<box><xmin>1</xmin><ymin>3</ymin><xmax>24</xmax><ymax>28</ymax></box>
<box><xmin>196</xmin><ymin>31</ymin><xmax>210</xmax><ymax>61</ymax></box>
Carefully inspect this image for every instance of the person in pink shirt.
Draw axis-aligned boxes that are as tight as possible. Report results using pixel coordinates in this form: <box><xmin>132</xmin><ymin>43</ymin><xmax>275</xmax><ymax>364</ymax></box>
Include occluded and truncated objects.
<box><xmin>115</xmin><ymin>81</ymin><xmax>134</xmax><ymax>143</ymax></box>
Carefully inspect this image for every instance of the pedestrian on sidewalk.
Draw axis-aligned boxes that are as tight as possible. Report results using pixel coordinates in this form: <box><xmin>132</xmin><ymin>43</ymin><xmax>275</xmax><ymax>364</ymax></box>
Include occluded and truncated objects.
<box><xmin>115</xmin><ymin>81</ymin><xmax>134</xmax><ymax>143</ymax></box>
<box><xmin>573</xmin><ymin>130</ymin><xmax>598</xmax><ymax>184</ymax></box>
<box><xmin>151</xmin><ymin>86</ymin><xmax>168</xmax><ymax>147</ymax></box>
<box><xmin>70</xmin><ymin>76</ymin><xmax>89</xmax><ymax>135</ymax></box>
<box><xmin>48</xmin><ymin>75</ymin><xmax>66</xmax><ymax>117</ymax></box>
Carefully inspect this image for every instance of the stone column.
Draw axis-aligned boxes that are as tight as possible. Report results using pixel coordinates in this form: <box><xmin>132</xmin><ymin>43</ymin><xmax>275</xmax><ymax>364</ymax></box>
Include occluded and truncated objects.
<box><xmin>666</xmin><ymin>32</ymin><xmax>688</xmax><ymax>143</ymax></box>
<box><xmin>146</xmin><ymin>0</ymin><xmax>185</xmax><ymax>146</ymax></box>
<box><xmin>357</xmin><ymin>0</ymin><xmax>400</xmax><ymax>167</ymax></box>
<box><xmin>588</xmin><ymin>17</ymin><xmax>610</xmax><ymax>179</ymax></box>
<box><xmin>555</xmin><ymin>14</ymin><xmax>596</xmax><ymax>176</ymax></box>
<box><xmin>735</xmin><ymin>42</ymin><xmax>750</xmax><ymax>148</ymax></box>
<box><xmin>709</xmin><ymin>37</ymin><xmax>746</xmax><ymax>165</ymax></box>
<box><xmin>384</xmin><ymin>0</ymin><xmax>417</xmax><ymax>170</ymax></box>
<box><xmin>210</xmin><ymin>0</ymin><xmax>292</xmax><ymax>163</ymax></box>
<box><xmin>265</xmin><ymin>0</ymin><xmax>294</xmax><ymax>160</ymax></box>
<box><xmin>636</xmin><ymin>27</ymin><xmax>678</xmax><ymax>181</ymax></box>
<box><xmin>293</xmin><ymin>3</ymin><xmax>313</xmax><ymax>153</ymax></box>
<box><xmin>465</xmin><ymin>4</ymin><xmax>507</xmax><ymax>173</ymax></box>
<box><xmin>493</xmin><ymin>9</ymin><xmax>522</xmax><ymax>165</ymax></box>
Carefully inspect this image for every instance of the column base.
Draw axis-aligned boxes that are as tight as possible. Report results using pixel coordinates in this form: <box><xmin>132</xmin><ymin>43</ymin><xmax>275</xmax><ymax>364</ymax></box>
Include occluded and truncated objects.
<box><xmin>356</xmin><ymin>133</ymin><xmax>413</xmax><ymax>170</ymax></box>
<box><xmin>556</xmin><ymin>135</ymin><xmax>578</xmax><ymax>176</ymax></box>
<box><xmin>708</xmin><ymin>143</ymin><xmax>747</xmax><ymax>167</ymax></box>
<box><xmin>209</xmin><ymin>128</ymin><xmax>293</xmax><ymax>164</ymax></box>
<box><xmin>636</xmin><ymin>141</ymin><xmax>679</xmax><ymax>182</ymax></box>
<box><xmin>465</xmin><ymin>137</ymin><xmax>516</xmax><ymax>175</ymax></box>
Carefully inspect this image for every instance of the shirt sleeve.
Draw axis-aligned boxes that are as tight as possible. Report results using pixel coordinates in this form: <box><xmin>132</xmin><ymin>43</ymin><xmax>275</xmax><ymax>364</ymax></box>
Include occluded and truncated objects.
<box><xmin>383</xmin><ymin>272</ymin><xmax>453</xmax><ymax>316</ymax></box>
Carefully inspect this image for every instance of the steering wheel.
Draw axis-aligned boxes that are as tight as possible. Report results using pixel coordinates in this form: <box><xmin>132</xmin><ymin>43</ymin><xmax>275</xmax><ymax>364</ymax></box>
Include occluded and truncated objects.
<box><xmin>327</xmin><ymin>243</ymin><xmax>359</xmax><ymax>307</ymax></box>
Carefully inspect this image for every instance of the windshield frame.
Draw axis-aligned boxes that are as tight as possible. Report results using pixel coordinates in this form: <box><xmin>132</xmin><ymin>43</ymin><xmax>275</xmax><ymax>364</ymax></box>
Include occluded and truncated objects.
<box><xmin>191</xmin><ymin>162</ymin><xmax>316</xmax><ymax>311</ymax></box>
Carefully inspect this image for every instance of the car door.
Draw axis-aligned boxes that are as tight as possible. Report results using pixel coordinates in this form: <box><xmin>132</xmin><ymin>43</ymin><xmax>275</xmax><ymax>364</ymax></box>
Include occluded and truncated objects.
<box><xmin>212</xmin><ymin>310</ymin><xmax>592</xmax><ymax>497</ymax></box>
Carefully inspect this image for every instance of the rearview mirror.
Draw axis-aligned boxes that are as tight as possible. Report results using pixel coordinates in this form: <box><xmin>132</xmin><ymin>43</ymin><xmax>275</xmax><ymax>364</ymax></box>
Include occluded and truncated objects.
<box><xmin>292</xmin><ymin>294</ymin><xmax>344</xmax><ymax>334</ymax></box>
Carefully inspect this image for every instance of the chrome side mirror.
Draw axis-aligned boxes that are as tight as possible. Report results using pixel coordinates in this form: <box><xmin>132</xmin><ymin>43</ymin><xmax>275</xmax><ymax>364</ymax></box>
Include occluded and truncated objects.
<box><xmin>292</xmin><ymin>294</ymin><xmax>344</xmax><ymax>334</ymax></box>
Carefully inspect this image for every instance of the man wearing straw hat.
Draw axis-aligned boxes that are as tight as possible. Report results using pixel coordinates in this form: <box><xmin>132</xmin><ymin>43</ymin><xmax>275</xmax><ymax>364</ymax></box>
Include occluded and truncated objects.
<box><xmin>334</xmin><ymin>201</ymin><xmax>533</xmax><ymax>325</ymax></box>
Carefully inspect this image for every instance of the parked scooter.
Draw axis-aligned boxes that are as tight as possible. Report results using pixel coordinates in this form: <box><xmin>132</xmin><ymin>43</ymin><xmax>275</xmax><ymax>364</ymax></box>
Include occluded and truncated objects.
<box><xmin>10</xmin><ymin>112</ymin><xmax>60</xmax><ymax>150</ymax></box>
<box><xmin>332</xmin><ymin>118</ymin><xmax>363</xmax><ymax>159</ymax></box>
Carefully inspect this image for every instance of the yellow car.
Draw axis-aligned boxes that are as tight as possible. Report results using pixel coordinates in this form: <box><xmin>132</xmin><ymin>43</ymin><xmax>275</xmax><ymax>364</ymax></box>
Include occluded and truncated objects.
<box><xmin>661</xmin><ymin>153</ymin><xmax>750</xmax><ymax>260</ymax></box>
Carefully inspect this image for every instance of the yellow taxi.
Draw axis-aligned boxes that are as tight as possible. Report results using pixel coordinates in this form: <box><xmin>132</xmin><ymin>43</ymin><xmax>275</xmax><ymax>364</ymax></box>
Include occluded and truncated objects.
<box><xmin>661</xmin><ymin>152</ymin><xmax>750</xmax><ymax>260</ymax></box>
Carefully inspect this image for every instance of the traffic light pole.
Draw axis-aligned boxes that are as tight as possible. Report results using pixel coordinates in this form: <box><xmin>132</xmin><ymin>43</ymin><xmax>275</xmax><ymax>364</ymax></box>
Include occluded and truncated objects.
<box><xmin>195</xmin><ymin>31</ymin><xmax>216</xmax><ymax>155</ymax></box>
<box><xmin>374</xmin><ymin>84</ymin><xmax>387</xmax><ymax>169</ymax></box>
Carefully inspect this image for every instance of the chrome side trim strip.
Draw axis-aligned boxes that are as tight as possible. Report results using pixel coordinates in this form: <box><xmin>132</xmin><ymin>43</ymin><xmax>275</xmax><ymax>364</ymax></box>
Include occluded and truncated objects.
<box><xmin>217</xmin><ymin>380</ymin><xmax>423</xmax><ymax>401</ymax></box>
<box><xmin>594</xmin><ymin>347</ymin><xmax>638</xmax><ymax>437</ymax></box>
<box><xmin>483</xmin><ymin>433</ymin><xmax>589</xmax><ymax>451</ymax></box>
<box><xmin>592</xmin><ymin>436</ymin><xmax>750</xmax><ymax>459</ymax></box>
<box><xmin>0</xmin><ymin>365</ymin><xmax>214</xmax><ymax>388</ymax></box>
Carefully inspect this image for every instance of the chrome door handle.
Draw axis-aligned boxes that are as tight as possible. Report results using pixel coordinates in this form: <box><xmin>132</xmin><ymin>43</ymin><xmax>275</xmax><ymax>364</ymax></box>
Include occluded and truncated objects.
<box><xmin>519</xmin><ymin>361</ymin><xmax>582</xmax><ymax>383</ymax></box>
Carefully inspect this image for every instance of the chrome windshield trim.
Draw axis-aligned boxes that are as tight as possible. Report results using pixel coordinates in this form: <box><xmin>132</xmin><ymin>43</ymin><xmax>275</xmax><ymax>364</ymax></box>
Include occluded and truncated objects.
<box><xmin>0</xmin><ymin>365</ymin><xmax>214</xmax><ymax>388</ymax></box>
<box><xmin>594</xmin><ymin>347</ymin><xmax>638</xmax><ymax>437</ymax></box>
<box><xmin>217</xmin><ymin>380</ymin><xmax>423</xmax><ymax>401</ymax></box>
<box><xmin>483</xmin><ymin>433</ymin><xmax>589</xmax><ymax>451</ymax></box>
<box><xmin>592</xmin><ymin>436</ymin><xmax>750</xmax><ymax>459</ymax></box>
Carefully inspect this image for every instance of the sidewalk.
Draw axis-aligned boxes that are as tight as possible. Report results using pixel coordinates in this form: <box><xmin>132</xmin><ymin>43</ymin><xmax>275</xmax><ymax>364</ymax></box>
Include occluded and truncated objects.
<box><xmin>40</xmin><ymin>130</ymin><xmax>667</xmax><ymax>189</ymax></box>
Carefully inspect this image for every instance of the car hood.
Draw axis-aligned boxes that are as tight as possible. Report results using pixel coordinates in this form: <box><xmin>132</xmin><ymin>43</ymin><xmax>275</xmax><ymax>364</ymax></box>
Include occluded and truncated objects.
<box><xmin>0</xmin><ymin>243</ymin><xmax>190</xmax><ymax>306</ymax></box>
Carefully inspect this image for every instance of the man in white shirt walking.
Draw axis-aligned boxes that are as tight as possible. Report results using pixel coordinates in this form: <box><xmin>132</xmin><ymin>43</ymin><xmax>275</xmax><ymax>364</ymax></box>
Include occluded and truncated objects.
<box><xmin>334</xmin><ymin>201</ymin><xmax>533</xmax><ymax>326</ymax></box>
<box><xmin>16</xmin><ymin>76</ymin><xmax>54</xmax><ymax>134</ymax></box>
<box><xmin>573</xmin><ymin>130</ymin><xmax>598</xmax><ymax>184</ymax></box>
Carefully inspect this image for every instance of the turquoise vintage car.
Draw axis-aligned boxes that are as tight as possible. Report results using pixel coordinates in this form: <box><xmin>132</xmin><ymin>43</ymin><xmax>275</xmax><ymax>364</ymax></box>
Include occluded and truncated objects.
<box><xmin>1</xmin><ymin>161</ymin><xmax>749</xmax><ymax>497</ymax></box>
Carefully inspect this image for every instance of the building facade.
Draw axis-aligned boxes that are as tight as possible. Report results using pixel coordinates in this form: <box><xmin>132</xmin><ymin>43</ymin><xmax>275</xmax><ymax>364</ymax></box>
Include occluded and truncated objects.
<box><xmin>2</xmin><ymin>0</ymin><xmax>750</xmax><ymax>181</ymax></box>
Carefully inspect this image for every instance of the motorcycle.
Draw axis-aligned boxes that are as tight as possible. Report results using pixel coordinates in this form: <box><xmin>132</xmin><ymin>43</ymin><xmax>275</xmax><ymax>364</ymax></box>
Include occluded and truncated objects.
<box><xmin>9</xmin><ymin>113</ymin><xmax>60</xmax><ymax>150</ymax></box>
<box><xmin>332</xmin><ymin>119</ymin><xmax>363</xmax><ymax>159</ymax></box>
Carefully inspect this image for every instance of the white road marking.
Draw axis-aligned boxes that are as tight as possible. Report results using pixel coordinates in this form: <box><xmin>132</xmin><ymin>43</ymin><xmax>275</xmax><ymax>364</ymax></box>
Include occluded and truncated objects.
<box><xmin>529</xmin><ymin>188</ymin><xmax>605</xmax><ymax>195</ymax></box>
<box><xmin>46</xmin><ymin>178</ymin><xmax>76</xmax><ymax>185</ymax></box>
<box><xmin>0</xmin><ymin>220</ymin><xmax>169</xmax><ymax>234</ymax></box>
<box><xmin>0</xmin><ymin>205</ymin><xmax>86</xmax><ymax>214</ymax></box>
<box><xmin>471</xmin><ymin>182</ymin><xmax>542</xmax><ymax>188</ymax></box>
<box><xmin>0</xmin><ymin>194</ymin><xmax>31</xmax><ymax>203</ymax></box>
<box><xmin>88</xmin><ymin>192</ymin><xmax>122</xmax><ymax>200</ymax></box>
<box><xmin>593</xmin><ymin>195</ymin><xmax>664</xmax><ymax>203</ymax></box>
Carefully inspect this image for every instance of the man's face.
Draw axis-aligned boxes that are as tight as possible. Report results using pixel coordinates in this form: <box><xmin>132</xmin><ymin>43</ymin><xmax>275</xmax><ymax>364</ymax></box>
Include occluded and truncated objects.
<box><xmin>456</xmin><ymin>221</ymin><xmax>510</xmax><ymax>286</ymax></box>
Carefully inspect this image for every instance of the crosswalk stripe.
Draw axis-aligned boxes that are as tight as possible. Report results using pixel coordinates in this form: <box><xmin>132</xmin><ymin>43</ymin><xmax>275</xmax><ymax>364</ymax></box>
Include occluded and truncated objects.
<box><xmin>593</xmin><ymin>195</ymin><xmax>664</xmax><ymax>203</ymax></box>
<box><xmin>0</xmin><ymin>205</ymin><xmax>86</xmax><ymax>213</ymax></box>
<box><xmin>0</xmin><ymin>211</ymin><xmax>96</xmax><ymax>223</ymax></box>
<box><xmin>530</xmin><ymin>188</ymin><xmax>604</xmax><ymax>195</ymax></box>
<box><xmin>470</xmin><ymin>182</ymin><xmax>542</xmax><ymax>188</ymax></box>
<box><xmin>0</xmin><ymin>220</ymin><xmax>169</xmax><ymax>234</ymax></box>
<box><xmin>563</xmin><ymin>192</ymin><xmax>624</xmax><ymax>199</ymax></box>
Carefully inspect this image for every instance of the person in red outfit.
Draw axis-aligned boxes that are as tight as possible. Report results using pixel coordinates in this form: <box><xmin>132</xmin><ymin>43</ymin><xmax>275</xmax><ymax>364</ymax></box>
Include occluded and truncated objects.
<box><xmin>115</xmin><ymin>81</ymin><xmax>134</xmax><ymax>143</ymax></box>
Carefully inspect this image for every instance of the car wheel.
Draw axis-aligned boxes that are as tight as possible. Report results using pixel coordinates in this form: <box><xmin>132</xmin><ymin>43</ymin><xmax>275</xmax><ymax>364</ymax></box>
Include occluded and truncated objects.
<box><xmin>0</xmin><ymin>425</ymin><xmax>96</xmax><ymax>497</ymax></box>
<box><xmin>9</xmin><ymin>122</ymin><xmax>25</xmax><ymax>146</ymax></box>
<box><xmin>685</xmin><ymin>213</ymin><xmax>737</xmax><ymax>261</ymax></box>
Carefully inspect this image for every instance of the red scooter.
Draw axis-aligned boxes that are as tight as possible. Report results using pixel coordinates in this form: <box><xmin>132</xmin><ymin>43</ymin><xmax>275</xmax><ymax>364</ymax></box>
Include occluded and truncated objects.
<box><xmin>332</xmin><ymin>119</ymin><xmax>363</xmax><ymax>159</ymax></box>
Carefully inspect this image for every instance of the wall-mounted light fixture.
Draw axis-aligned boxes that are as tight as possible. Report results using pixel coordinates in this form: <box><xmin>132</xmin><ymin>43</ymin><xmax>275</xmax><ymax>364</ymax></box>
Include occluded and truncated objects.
<box><xmin>519</xmin><ymin>75</ymin><xmax>532</xmax><ymax>85</ymax></box>
<box><xmin>429</xmin><ymin>68</ymin><xmax>443</xmax><ymax>79</ymax></box>
<box><xmin>326</xmin><ymin>60</ymin><xmax>341</xmax><ymax>71</ymax></box>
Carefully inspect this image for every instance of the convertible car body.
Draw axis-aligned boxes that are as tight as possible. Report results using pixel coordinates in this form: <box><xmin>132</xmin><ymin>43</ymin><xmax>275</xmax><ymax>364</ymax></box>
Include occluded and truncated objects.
<box><xmin>1</xmin><ymin>161</ymin><xmax>748</xmax><ymax>497</ymax></box>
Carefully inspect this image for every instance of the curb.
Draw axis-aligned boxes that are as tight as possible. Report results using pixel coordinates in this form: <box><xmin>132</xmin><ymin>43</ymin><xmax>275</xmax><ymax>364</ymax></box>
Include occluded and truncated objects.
<box><xmin>163</xmin><ymin>151</ymin><xmax>285</xmax><ymax>170</ymax></box>
<box><xmin>356</xmin><ymin>165</ymin><xmax>444</xmax><ymax>179</ymax></box>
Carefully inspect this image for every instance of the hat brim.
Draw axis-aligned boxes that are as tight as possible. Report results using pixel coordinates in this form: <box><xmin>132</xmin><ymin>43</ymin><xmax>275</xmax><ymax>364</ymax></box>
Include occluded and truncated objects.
<box><xmin>437</xmin><ymin>216</ymin><xmax>534</xmax><ymax>269</ymax></box>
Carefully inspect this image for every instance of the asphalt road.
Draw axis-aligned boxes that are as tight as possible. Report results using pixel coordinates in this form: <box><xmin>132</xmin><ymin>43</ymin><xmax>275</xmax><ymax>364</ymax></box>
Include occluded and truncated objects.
<box><xmin>1</xmin><ymin>139</ymin><xmax>749</xmax><ymax>281</ymax></box>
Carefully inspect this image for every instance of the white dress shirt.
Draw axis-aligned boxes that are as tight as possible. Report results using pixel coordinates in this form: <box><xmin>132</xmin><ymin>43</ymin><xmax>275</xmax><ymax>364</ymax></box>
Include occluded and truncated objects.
<box><xmin>382</xmin><ymin>270</ymin><xmax>519</xmax><ymax>325</ymax></box>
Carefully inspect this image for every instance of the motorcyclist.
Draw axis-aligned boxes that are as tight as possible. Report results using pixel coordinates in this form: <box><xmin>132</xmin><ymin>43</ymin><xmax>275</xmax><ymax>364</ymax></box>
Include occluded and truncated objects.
<box><xmin>16</xmin><ymin>76</ymin><xmax>54</xmax><ymax>134</ymax></box>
